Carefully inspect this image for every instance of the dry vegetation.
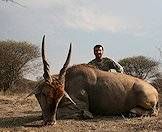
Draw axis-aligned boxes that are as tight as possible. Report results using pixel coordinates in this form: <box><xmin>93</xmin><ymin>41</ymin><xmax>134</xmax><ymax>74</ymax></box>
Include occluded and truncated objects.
<box><xmin>0</xmin><ymin>93</ymin><xmax>162</xmax><ymax>132</ymax></box>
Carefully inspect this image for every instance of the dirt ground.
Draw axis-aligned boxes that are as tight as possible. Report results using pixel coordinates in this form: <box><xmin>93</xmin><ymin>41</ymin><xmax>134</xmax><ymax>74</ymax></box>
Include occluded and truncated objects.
<box><xmin>0</xmin><ymin>94</ymin><xmax>162</xmax><ymax>132</ymax></box>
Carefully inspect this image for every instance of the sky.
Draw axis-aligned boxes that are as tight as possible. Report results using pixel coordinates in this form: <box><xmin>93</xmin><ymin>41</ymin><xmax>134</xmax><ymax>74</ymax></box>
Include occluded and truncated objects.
<box><xmin>0</xmin><ymin>0</ymin><xmax>162</xmax><ymax>79</ymax></box>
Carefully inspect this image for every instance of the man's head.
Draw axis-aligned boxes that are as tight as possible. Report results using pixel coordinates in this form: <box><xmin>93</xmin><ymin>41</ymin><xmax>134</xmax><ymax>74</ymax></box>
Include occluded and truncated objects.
<box><xmin>93</xmin><ymin>45</ymin><xmax>104</xmax><ymax>61</ymax></box>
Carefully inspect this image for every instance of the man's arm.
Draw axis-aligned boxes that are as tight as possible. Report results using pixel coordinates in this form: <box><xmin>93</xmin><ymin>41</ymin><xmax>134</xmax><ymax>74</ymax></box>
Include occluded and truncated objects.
<box><xmin>109</xmin><ymin>59</ymin><xmax>124</xmax><ymax>73</ymax></box>
<box><xmin>114</xmin><ymin>61</ymin><xmax>124</xmax><ymax>73</ymax></box>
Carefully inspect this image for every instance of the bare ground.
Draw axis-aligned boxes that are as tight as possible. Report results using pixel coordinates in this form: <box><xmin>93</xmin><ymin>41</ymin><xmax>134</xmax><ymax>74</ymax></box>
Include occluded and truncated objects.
<box><xmin>0</xmin><ymin>94</ymin><xmax>162</xmax><ymax>132</ymax></box>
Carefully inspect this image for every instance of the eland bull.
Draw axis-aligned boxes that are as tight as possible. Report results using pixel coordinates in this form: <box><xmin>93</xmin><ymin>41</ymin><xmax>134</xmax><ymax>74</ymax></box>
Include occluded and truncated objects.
<box><xmin>63</xmin><ymin>64</ymin><xmax>159</xmax><ymax>117</ymax></box>
<box><xmin>27</xmin><ymin>35</ymin><xmax>78</xmax><ymax>125</ymax></box>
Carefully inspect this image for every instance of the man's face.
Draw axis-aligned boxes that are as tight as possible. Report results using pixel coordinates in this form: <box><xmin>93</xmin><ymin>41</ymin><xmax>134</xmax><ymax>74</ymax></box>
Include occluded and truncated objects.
<box><xmin>94</xmin><ymin>47</ymin><xmax>103</xmax><ymax>60</ymax></box>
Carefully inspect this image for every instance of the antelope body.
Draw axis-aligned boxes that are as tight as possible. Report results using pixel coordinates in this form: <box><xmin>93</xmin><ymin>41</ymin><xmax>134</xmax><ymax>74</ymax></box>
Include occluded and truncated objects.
<box><xmin>64</xmin><ymin>64</ymin><xmax>159</xmax><ymax>116</ymax></box>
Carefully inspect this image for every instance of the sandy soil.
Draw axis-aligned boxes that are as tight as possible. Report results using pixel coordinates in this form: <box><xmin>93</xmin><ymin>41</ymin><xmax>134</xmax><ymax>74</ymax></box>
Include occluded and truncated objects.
<box><xmin>0</xmin><ymin>94</ymin><xmax>162</xmax><ymax>132</ymax></box>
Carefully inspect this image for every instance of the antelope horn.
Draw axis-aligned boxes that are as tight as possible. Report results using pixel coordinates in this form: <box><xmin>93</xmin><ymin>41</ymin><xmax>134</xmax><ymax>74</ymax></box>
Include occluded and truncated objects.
<box><xmin>59</xmin><ymin>43</ymin><xmax>72</xmax><ymax>81</ymax></box>
<box><xmin>42</xmin><ymin>35</ymin><xmax>52</xmax><ymax>83</ymax></box>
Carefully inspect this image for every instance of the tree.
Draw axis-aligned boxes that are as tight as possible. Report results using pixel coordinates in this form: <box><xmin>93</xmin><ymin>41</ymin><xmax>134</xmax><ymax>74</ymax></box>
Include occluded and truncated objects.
<box><xmin>151</xmin><ymin>48</ymin><xmax>162</xmax><ymax>92</ymax></box>
<box><xmin>119</xmin><ymin>56</ymin><xmax>160</xmax><ymax>81</ymax></box>
<box><xmin>0</xmin><ymin>40</ymin><xmax>40</xmax><ymax>93</ymax></box>
<box><xmin>151</xmin><ymin>76</ymin><xmax>162</xmax><ymax>93</ymax></box>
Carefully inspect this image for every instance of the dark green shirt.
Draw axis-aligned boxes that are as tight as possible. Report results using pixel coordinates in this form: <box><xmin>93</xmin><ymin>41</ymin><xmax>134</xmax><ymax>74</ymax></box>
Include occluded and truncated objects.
<box><xmin>88</xmin><ymin>57</ymin><xmax>123</xmax><ymax>73</ymax></box>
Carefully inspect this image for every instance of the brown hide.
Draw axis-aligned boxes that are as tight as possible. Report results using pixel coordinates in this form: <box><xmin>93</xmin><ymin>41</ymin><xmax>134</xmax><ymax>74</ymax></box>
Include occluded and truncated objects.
<box><xmin>35</xmin><ymin>77</ymin><xmax>64</xmax><ymax>125</ymax></box>
<box><xmin>64</xmin><ymin>64</ymin><xmax>159</xmax><ymax>116</ymax></box>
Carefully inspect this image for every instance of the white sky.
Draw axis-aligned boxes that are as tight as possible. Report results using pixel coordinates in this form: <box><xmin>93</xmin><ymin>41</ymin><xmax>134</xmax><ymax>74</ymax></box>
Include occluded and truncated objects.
<box><xmin>0</xmin><ymin>0</ymin><xmax>162</xmax><ymax>79</ymax></box>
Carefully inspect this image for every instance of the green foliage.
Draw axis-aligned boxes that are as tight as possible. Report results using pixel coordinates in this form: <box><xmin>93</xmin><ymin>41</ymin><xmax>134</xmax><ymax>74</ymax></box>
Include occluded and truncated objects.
<box><xmin>119</xmin><ymin>56</ymin><xmax>160</xmax><ymax>81</ymax></box>
<box><xmin>0</xmin><ymin>40</ymin><xmax>40</xmax><ymax>93</ymax></box>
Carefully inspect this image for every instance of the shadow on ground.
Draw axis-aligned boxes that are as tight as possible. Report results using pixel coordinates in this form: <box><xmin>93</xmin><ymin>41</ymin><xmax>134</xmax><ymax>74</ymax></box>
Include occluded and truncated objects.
<box><xmin>0</xmin><ymin>114</ymin><xmax>43</xmax><ymax>128</ymax></box>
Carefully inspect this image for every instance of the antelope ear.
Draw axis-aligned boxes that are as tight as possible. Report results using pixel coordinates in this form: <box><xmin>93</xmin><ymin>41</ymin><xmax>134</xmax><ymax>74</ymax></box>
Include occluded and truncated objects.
<box><xmin>25</xmin><ymin>80</ymin><xmax>44</xmax><ymax>98</ymax></box>
<box><xmin>59</xmin><ymin>43</ymin><xmax>72</xmax><ymax>82</ymax></box>
<box><xmin>42</xmin><ymin>35</ymin><xmax>52</xmax><ymax>83</ymax></box>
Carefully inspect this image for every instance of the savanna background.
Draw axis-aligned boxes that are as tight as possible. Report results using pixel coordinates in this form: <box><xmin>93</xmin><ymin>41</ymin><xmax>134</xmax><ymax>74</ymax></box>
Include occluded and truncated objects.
<box><xmin>0</xmin><ymin>40</ymin><xmax>162</xmax><ymax>131</ymax></box>
<box><xmin>1</xmin><ymin>0</ymin><xmax>162</xmax><ymax>131</ymax></box>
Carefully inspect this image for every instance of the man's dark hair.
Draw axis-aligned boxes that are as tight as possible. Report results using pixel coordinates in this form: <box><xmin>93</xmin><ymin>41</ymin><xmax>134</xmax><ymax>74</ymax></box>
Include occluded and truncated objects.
<box><xmin>94</xmin><ymin>45</ymin><xmax>104</xmax><ymax>50</ymax></box>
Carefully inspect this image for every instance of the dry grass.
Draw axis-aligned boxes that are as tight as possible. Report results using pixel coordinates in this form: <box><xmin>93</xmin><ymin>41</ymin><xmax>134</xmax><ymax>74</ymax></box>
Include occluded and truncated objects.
<box><xmin>0</xmin><ymin>93</ymin><xmax>162</xmax><ymax>132</ymax></box>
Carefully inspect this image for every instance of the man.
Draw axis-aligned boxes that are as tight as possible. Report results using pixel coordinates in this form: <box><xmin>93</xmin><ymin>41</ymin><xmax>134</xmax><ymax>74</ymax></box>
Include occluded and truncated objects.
<box><xmin>88</xmin><ymin>45</ymin><xmax>124</xmax><ymax>73</ymax></box>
